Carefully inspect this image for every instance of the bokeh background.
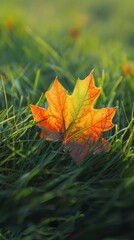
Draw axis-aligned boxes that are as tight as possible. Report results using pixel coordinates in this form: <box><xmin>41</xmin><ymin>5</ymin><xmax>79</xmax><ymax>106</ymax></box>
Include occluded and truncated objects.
<box><xmin>0</xmin><ymin>0</ymin><xmax>134</xmax><ymax>123</ymax></box>
<box><xmin>0</xmin><ymin>0</ymin><xmax>134</xmax><ymax>47</ymax></box>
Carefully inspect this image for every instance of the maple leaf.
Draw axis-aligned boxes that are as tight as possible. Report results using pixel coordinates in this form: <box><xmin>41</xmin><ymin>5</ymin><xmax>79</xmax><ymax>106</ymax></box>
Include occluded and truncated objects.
<box><xmin>30</xmin><ymin>71</ymin><xmax>116</xmax><ymax>163</ymax></box>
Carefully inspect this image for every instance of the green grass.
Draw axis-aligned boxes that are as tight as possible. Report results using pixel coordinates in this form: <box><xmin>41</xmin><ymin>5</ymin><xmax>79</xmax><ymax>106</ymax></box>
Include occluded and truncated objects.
<box><xmin>0</xmin><ymin>1</ymin><xmax>134</xmax><ymax>239</ymax></box>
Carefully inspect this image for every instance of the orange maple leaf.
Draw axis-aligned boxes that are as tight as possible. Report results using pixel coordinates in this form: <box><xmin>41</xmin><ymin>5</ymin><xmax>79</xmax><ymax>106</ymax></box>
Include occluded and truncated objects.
<box><xmin>30</xmin><ymin>71</ymin><xmax>116</xmax><ymax>163</ymax></box>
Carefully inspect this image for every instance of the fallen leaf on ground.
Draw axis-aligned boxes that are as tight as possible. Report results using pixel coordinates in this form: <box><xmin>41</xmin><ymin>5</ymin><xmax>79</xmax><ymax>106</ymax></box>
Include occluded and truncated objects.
<box><xmin>30</xmin><ymin>71</ymin><xmax>116</xmax><ymax>163</ymax></box>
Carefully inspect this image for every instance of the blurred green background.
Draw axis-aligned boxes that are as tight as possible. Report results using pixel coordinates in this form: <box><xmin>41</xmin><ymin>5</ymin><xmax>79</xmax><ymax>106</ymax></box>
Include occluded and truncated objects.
<box><xmin>0</xmin><ymin>0</ymin><xmax>134</xmax><ymax>117</ymax></box>
<box><xmin>0</xmin><ymin>0</ymin><xmax>134</xmax><ymax>47</ymax></box>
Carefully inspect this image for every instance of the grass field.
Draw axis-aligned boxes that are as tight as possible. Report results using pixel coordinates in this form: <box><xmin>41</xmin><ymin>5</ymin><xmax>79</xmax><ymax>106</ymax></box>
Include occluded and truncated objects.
<box><xmin>0</xmin><ymin>0</ymin><xmax>134</xmax><ymax>239</ymax></box>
